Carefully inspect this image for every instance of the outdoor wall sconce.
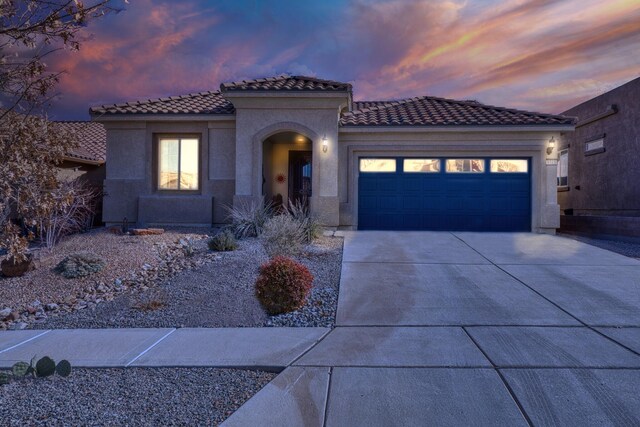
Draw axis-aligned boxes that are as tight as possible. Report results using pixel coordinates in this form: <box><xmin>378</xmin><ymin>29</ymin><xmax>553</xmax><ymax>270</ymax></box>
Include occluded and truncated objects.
<box><xmin>546</xmin><ymin>136</ymin><xmax>556</xmax><ymax>155</ymax></box>
<box><xmin>322</xmin><ymin>135</ymin><xmax>328</xmax><ymax>153</ymax></box>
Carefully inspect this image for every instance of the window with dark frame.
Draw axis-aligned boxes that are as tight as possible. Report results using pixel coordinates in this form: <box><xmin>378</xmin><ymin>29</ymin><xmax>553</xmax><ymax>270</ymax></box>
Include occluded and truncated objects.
<box><xmin>557</xmin><ymin>149</ymin><xmax>568</xmax><ymax>187</ymax></box>
<box><xmin>158</xmin><ymin>137</ymin><xmax>199</xmax><ymax>190</ymax></box>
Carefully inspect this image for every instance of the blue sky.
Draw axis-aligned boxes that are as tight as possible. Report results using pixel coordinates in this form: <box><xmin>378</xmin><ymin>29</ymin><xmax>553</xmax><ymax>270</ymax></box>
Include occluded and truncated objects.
<box><xmin>49</xmin><ymin>0</ymin><xmax>640</xmax><ymax>120</ymax></box>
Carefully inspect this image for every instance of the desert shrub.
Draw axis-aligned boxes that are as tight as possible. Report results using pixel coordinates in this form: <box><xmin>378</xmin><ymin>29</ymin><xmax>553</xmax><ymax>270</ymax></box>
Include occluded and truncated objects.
<box><xmin>178</xmin><ymin>238</ymin><xmax>196</xmax><ymax>257</ymax></box>
<box><xmin>225</xmin><ymin>197</ymin><xmax>274</xmax><ymax>238</ymax></box>
<box><xmin>260</xmin><ymin>214</ymin><xmax>306</xmax><ymax>258</ymax></box>
<box><xmin>36</xmin><ymin>179</ymin><xmax>101</xmax><ymax>250</ymax></box>
<box><xmin>287</xmin><ymin>200</ymin><xmax>322</xmax><ymax>243</ymax></box>
<box><xmin>255</xmin><ymin>256</ymin><xmax>313</xmax><ymax>315</ymax></box>
<box><xmin>55</xmin><ymin>251</ymin><xmax>106</xmax><ymax>278</ymax></box>
<box><xmin>208</xmin><ymin>229</ymin><xmax>238</xmax><ymax>251</ymax></box>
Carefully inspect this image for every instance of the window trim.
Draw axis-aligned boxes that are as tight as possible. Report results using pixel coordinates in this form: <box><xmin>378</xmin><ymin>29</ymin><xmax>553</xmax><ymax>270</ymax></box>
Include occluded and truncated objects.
<box><xmin>154</xmin><ymin>134</ymin><xmax>202</xmax><ymax>193</ymax></box>
<box><xmin>557</xmin><ymin>149</ymin><xmax>569</xmax><ymax>190</ymax></box>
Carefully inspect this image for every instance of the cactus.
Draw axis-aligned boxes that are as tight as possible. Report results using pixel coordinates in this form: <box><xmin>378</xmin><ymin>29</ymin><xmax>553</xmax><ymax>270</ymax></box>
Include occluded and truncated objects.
<box><xmin>0</xmin><ymin>372</ymin><xmax>9</xmax><ymax>385</ymax></box>
<box><xmin>35</xmin><ymin>356</ymin><xmax>56</xmax><ymax>377</ymax></box>
<box><xmin>56</xmin><ymin>360</ymin><xmax>72</xmax><ymax>377</ymax></box>
<box><xmin>12</xmin><ymin>361</ymin><xmax>29</xmax><ymax>377</ymax></box>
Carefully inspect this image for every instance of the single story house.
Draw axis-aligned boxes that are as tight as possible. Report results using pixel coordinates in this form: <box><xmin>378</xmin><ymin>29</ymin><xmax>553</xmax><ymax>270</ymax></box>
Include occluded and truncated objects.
<box><xmin>90</xmin><ymin>75</ymin><xmax>575</xmax><ymax>233</ymax></box>
<box><xmin>557</xmin><ymin>76</ymin><xmax>640</xmax><ymax>240</ymax></box>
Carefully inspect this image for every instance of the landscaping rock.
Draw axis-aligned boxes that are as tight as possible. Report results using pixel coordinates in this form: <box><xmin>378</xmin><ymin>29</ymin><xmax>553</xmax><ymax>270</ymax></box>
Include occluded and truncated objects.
<box><xmin>45</xmin><ymin>303</ymin><xmax>59</xmax><ymax>311</ymax></box>
<box><xmin>10</xmin><ymin>321</ymin><xmax>27</xmax><ymax>330</ymax></box>
<box><xmin>131</xmin><ymin>228</ymin><xmax>165</xmax><ymax>236</ymax></box>
<box><xmin>0</xmin><ymin>307</ymin><xmax>11</xmax><ymax>319</ymax></box>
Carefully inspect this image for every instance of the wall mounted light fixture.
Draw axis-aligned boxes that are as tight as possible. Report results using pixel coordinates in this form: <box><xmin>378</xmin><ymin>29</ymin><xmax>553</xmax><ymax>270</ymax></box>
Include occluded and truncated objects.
<box><xmin>322</xmin><ymin>135</ymin><xmax>328</xmax><ymax>153</ymax></box>
<box><xmin>546</xmin><ymin>136</ymin><xmax>556</xmax><ymax>155</ymax></box>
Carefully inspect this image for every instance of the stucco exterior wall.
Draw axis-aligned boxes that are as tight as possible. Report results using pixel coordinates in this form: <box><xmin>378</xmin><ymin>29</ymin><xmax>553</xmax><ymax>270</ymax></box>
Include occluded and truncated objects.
<box><xmin>558</xmin><ymin>77</ymin><xmax>640</xmax><ymax>216</ymax></box>
<box><xmin>228</xmin><ymin>93</ymin><xmax>348</xmax><ymax>226</ymax></box>
<box><xmin>337</xmin><ymin>130</ymin><xmax>562</xmax><ymax>233</ymax></box>
<box><xmin>101</xmin><ymin>119</ymin><xmax>235</xmax><ymax>226</ymax></box>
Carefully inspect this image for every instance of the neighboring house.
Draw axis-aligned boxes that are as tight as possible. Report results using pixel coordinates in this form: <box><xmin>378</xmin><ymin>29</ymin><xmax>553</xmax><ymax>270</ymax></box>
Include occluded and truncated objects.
<box><xmin>54</xmin><ymin>121</ymin><xmax>107</xmax><ymax>185</ymax></box>
<box><xmin>90</xmin><ymin>75</ymin><xmax>575</xmax><ymax>232</ymax></box>
<box><xmin>558</xmin><ymin>76</ymin><xmax>640</xmax><ymax>240</ymax></box>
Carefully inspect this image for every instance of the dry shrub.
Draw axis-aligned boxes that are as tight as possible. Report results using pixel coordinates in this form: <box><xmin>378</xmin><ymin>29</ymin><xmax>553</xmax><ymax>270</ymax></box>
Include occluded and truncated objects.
<box><xmin>260</xmin><ymin>214</ymin><xmax>306</xmax><ymax>258</ymax></box>
<box><xmin>36</xmin><ymin>179</ymin><xmax>101</xmax><ymax>250</ymax></box>
<box><xmin>255</xmin><ymin>256</ymin><xmax>313</xmax><ymax>315</ymax></box>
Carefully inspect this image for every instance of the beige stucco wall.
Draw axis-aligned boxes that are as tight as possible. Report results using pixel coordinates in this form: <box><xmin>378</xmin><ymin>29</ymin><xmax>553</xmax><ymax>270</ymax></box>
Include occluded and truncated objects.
<box><xmin>101</xmin><ymin>119</ymin><xmax>235</xmax><ymax>226</ymax></box>
<box><xmin>337</xmin><ymin>129</ymin><xmax>562</xmax><ymax>233</ymax></box>
<box><xmin>227</xmin><ymin>93</ymin><xmax>348</xmax><ymax>226</ymax></box>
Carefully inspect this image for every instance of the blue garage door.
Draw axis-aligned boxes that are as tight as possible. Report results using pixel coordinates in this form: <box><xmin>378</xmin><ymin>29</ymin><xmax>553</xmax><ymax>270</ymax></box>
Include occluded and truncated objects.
<box><xmin>358</xmin><ymin>158</ymin><xmax>531</xmax><ymax>231</ymax></box>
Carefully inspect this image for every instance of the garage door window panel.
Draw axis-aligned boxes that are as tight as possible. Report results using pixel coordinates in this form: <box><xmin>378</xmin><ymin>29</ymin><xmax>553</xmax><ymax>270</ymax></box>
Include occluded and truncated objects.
<box><xmin>446</xmin><ymin>159</ymin><xmax>485</xmax><ymax>173</ymax></box>
<box><xmin>490</xmin><ymin>159</ymin><xmax>528</xmax><ymax>173</ymax></box>
<box><xmin>403</xmin><ymin>159</ymin><xmax>440</xmax><ymax>172</ymax></box>
<box><xmin>360</xmin><ymin>158</ymin><xmax>396</xmax><ymax>173</ymax></box>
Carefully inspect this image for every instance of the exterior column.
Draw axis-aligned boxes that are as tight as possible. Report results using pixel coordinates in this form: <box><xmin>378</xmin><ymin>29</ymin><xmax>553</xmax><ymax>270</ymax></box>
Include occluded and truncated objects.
<box><xmin>310</xmin><ymin>128</ymin><xmax>340</xmax><ymax>227</ymax></box>
<box><xmin>539</xmin><ymin>138</ymin><xmax>560</xmax><ymax>232</ymax></box>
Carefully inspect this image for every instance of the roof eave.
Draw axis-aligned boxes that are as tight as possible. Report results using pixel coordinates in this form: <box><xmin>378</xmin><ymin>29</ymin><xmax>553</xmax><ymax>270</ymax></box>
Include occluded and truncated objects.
<box><xmin>339</xmin><ymin>124</ymin><xmax>576</xmax><ymax>133</ymax></box>
<box><xmin>62</xmin><ymin>156</ymin><xmax>105</xmax><ymax>166</ymax></box>
<box><xmin>90</xmin><ymin>113</ymin><xmax>236</xmax><ymax>122</ymax></box>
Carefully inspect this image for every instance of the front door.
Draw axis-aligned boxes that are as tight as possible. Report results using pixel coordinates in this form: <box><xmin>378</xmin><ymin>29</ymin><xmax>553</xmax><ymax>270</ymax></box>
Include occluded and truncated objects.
<box><xmin>289</xmin><ymin>151</ymin><xmax>312</xmax><ymax>206</ymax></box>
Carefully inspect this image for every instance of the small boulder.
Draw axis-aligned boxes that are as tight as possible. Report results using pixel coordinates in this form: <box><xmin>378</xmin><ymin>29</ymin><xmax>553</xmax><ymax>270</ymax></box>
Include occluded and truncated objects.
<box><xmin>11</xmin><ymin>322</ymin><xmax>27</xmax><ymax>330</ymax></box>
<box><xmin>0</xmin><ymin>308</ymin><xmax>11</xmax><ymax>319</ymax></box>
<box><xmin>45</xmin><ymin>303</ymin><xmax>59</xmax><ymax>311</ymax></box>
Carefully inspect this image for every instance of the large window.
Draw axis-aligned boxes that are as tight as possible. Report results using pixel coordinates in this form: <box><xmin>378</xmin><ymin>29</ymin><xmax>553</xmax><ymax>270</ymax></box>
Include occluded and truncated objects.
<box><xmin>557</xmin><ymin>149</ymin><xmax>568</xmax><ymax>187</ymax></box>
<box><xmin>158</xmin><ymin>137</ymin><xmax>199</xmax><ymax>190</ymax></box>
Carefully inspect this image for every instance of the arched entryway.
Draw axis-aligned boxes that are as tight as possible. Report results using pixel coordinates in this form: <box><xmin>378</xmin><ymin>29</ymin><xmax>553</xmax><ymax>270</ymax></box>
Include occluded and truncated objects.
<box><xmin>262</xmin><ymin>131</ymin><xmax>313</xmax><ymax>209</ymax></box>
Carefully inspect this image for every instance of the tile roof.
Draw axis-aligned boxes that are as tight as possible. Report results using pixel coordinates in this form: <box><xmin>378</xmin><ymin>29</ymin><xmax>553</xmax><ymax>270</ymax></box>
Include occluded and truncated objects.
<box><xmin>220</xmin><ymin>75</ymin><xmax>352</xmax><ymax>92</ymax></box>
<box><xmin>343</xmin><ymin>96</ymin><xmax>576</xmax><ymax>126</ymax></box>
<box><xmin>90</xmin><ymin>91</ymin><xmax>234</xmax><ymax>116</ymax></box>
<box><xmin>88</xmin><ymin>75</ymin><xmax>574</xmax><ymax>128</ymax></box>
<box><xmin>54</xmin><ymin>121</ymin><xmax>106</xmax><ymax>163</ymax></box>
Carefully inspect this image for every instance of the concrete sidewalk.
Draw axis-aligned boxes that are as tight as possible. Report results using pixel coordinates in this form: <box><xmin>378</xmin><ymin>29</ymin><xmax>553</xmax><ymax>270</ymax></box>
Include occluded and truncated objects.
<box><xmin>0</xmin><ymin>327</ymin><xmax>329</xmax><ymax>369</ymax></box>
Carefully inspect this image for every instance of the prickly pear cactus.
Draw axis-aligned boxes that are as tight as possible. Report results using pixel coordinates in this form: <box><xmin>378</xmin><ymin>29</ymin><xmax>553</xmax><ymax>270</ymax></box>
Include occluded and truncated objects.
<box><xmin>35</xmin><ymin>356</ymin><xmax>56</xmax><ymax>377</ymax></box>
<box><xmin>0</xmin><ymin>372</ymin><xmax>9</xmax><ymax>385</ymax></box>
<box><xmin>12</xmin><ymin>361</ymin><xmax>29</xmax><ymax>377</ymax></box>
<box><xmin>56</xmin><ymin>360</ymin><xmax>72</xmax><ymax>377</ymax></box>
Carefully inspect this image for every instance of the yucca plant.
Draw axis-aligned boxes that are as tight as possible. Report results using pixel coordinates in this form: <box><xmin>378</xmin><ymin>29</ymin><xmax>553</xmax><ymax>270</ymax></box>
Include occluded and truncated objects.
<box><xmin>287</xmin><ymin>199</ymin><xmax>322</xmax><ymax>243</ymax></box>
<box><xmin>224</xmin><ymin>197</ymin><xmax>274</xmax><ymax>238</ymax></box>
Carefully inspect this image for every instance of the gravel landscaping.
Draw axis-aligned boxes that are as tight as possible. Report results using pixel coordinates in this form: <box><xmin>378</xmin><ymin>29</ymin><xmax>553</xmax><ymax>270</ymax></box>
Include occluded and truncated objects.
<box><xmin>559</xmin><ymin>233</ymin><xmax>640</xmax><ymax>259</ymax></box>
<box><xmin>0</xmin><ymin>367</ymin><xmax>276</xmax><ymax>426</ymax></box>
<box><xmin>0</xmin><ymin>228</ymin><xmax>214</xmax><ymax>330</ymax></box>
<box><xmin>31</xmin><ymin>235</ymin><xmax>343</xmax><ymax>329</ymax></box>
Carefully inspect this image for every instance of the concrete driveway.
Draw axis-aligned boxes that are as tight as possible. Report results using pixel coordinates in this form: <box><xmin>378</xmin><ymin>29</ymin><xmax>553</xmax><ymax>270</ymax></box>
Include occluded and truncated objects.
<box><xmin>225</xmin><ymin>231</ymin><xmax>640</xmax><ymax>426</ymax></box>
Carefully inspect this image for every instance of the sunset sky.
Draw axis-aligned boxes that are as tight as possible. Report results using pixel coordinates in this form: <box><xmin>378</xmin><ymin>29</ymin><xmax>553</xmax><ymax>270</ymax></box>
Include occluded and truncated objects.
<box><xmin>48</xmin><ymin>0</ymin><xmax>640</xmax><ymax>120</ymax></box>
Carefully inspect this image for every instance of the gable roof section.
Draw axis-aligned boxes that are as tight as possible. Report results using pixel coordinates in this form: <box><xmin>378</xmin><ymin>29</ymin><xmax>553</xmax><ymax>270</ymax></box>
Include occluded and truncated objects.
<box><xmin>220</xmin><ymin>75</ymin><xmax>352</xmax><ymax>92</ymax></box>
<box><xmin>90</xmin><ymin>91</ymin><xmax>234</xmax><ymax>116</ymax></box>
<box><xmin>54</xmin><ymin>121</ymin><xmax>106</xmax><ymax>164</ymax></box>
<box><xmin>343</xmin><ymin>96</ymin><xmax>575</xmax><ymax>127</ymax></box>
